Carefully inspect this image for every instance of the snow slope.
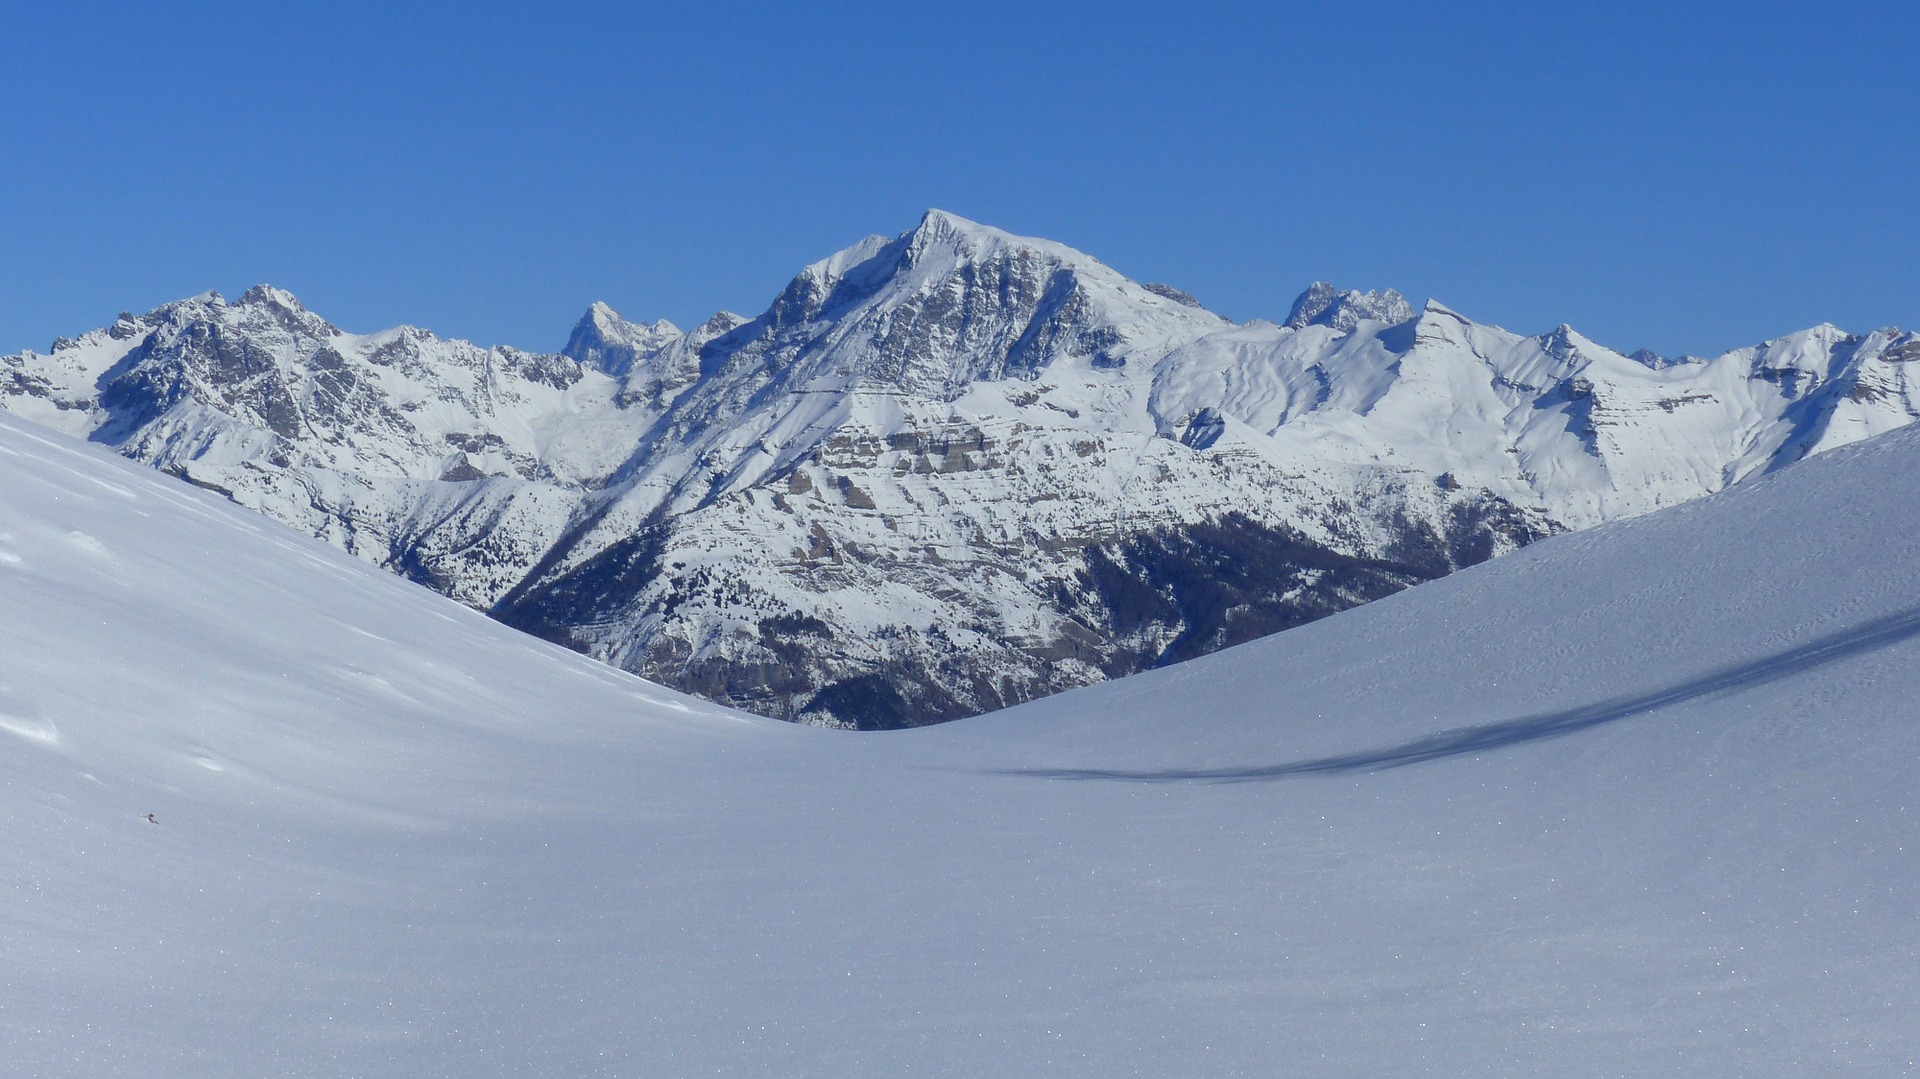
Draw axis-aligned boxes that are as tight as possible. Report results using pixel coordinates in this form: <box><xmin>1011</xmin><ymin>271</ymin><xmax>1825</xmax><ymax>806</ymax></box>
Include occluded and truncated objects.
<box><xmin>4</xmin><ymin>370</ymin><xmax>1920</xmax><ymax>1072</ymax></box>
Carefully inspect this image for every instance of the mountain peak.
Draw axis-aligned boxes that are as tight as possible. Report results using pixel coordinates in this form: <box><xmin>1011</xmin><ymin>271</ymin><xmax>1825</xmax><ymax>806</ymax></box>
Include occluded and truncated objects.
<box><xmin>563</xmin><ymin>302</ymin><xmax>680</xmax><ymax>376</ymax></box>
<box><xmin>580</xmin><ymin>300</ymin><xmax>675</xmax><ymax>337</ymax></box>
<box><xmin>159</xmin><ymin>284</ymin><xmax>340</xmax><ymax>338</ymax></box>
<box><xmin>902</xmin><ymin>208</ymin><xmax>1008</xmax><ymax>261</ymax></box>
<box><xmin>236</xmin><ymin>284</ymin><xmax>307</xmax><ymax>312</ymax></box>
<box><xmin>899</xmin><ymin>209</ymin><xmax>1086</xmax><ymax>269</ymax></box>
<box><xmin>765</xmin><ymin>213</ymin><xmax>1084</xmax><ymax>337</ymax></box>
<box><xmin>1539</xmin><ymin>323</ymin><xmax>1596</xmax><ymax>362</ymax></box>
<box><xmin>1285</xmin><ymin>282</ymin><xmax>1417</xmax><ymax>332</ymax></box>
<box><xmin>915</xmin><ymin>207</ymin><xmax>988</xmax><ymax>237</ymax></box>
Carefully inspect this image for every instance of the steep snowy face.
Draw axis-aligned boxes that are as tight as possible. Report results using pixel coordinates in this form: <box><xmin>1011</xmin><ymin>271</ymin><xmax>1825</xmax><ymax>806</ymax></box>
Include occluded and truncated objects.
<box><xmin>5</xmin><ymin>212</ymin><xmax>1918</xmax><ymax>728</ymax></box>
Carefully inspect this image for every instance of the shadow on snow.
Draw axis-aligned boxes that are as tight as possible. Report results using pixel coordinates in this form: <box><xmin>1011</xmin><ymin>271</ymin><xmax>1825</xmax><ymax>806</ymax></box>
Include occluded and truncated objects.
<box><xmin>998</xmin><ymin>605</ymin><xmax>1920</xmax><ymax>783</ymax></box>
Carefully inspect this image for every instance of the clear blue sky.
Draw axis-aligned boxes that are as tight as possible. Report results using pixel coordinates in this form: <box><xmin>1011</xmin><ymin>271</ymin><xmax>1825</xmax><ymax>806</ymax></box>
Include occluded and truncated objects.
<box><xmin>4</xmin><ymin>1</ymin><xmax>1915</xmax><ymax>359</ymax></box>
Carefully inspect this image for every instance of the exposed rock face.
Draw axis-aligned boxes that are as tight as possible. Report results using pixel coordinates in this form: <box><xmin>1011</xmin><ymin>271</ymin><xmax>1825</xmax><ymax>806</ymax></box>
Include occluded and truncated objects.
<box><xmin>6</xmin><ymin>211</ymin><xmax>1919</xmax><ymax>727</ymax></box>
<box><xmin>1284</xmin><ymin>281</ymin><xmax>1417</xmax><ymax>332</ymax></box>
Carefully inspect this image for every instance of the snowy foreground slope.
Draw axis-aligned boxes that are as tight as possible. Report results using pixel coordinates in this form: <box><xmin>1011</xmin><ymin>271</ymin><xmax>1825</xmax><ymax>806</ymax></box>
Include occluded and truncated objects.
<box><xmin>3</xmin><ymin>406</ymin><xmax>1918</xmax><ymax>1076</ymax></box>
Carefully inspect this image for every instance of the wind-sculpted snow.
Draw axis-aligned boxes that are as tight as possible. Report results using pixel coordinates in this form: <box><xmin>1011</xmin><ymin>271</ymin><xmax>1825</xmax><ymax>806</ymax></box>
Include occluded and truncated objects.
<box><xmin>5</xmin><ymin>408</ymin><xmax>1920</xmax><ymax>1075</ymax></box>
<box><xmin>4</xmin><ymin>212</ymin><xmax>1918</xmax><ymax>726</ymax></box>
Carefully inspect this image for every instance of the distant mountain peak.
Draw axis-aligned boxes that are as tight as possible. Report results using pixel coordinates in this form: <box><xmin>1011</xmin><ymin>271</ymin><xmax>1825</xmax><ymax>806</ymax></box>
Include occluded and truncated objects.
<box><xmin>236</xmin><ymin>284</ymin><xmax>307</xmax><ymax>311</ymax></box>
<box><xmin>1285</xmin><ymin>282</ymin><xmax>1417</xmax><ymax>332</ymax></box>
<box><xmin>897</xmin><ymin>209</ymin><xmax>1096</xmax><ymax>273</ymax></box>
<box><xmin>917</xmin><ymin>206</ymin><xmax>975</xmax><ymax>231</ymax></box>
<box><xmin>913</xmin><ymin>207</ymin><xmax>996</xmax><ymax>242</ymax></box>
<box><xmin>563</xmin><ymin>302</ymin><xmax>680</xmax><ymax>376</ymax></box>
<box><xmin>899</xmin><ymin>209</ymin><xmax>1002</xmax><ymax>267</ymax></box>
<box><xmin>116</xmin><ymin>283</ymin><xmax>338</xmax><ymax>340</ymax></box>
<box><xmin>1539</xmin><ymin>323</ymin><xmax>1583</xmax><ymax>358</ymax></box>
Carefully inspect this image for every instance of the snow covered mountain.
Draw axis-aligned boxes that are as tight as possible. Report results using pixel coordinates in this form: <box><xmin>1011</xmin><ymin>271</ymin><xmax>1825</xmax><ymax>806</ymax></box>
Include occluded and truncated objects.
<box><xmin>6</xmin><ymin>211</ymin><xmax>1918</xmax><ymax>726</ymax></box>
<box><xmin>5</xmin><ymin>404</ymin><xmax>1918</xmax><ymax>1075</ymax></box>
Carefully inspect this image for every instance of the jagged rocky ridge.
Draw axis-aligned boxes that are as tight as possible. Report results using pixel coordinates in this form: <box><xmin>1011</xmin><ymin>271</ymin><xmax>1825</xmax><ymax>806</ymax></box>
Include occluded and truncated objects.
<box><xmin>5</xmin><ymin>212</ymin><xmax>1917</xmax><ymax>727</ymax></box>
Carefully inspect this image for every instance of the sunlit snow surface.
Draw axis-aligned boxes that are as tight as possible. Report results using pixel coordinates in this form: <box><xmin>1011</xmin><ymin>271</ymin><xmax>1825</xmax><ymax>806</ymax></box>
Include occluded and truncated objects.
<box><xmin>2</xmin><ymin>407</ymin><xmax>1917</xmax><ymax>1075</ymax></box>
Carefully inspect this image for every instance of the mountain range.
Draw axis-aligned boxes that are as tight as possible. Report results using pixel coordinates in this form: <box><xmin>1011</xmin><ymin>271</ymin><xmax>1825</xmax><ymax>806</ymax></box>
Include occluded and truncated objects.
<box><xmin>5</xmin><ymin>210</ymin><xmax>1916</xmax><ymax>726</ymax></box>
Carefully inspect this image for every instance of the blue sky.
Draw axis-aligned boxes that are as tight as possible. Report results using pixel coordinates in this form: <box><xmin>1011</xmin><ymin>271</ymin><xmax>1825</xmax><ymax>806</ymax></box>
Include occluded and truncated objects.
<box><xmin>3</xmin><ymin>1</ymin><xmax>1915</xmax><ymax>358</ymax></box>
